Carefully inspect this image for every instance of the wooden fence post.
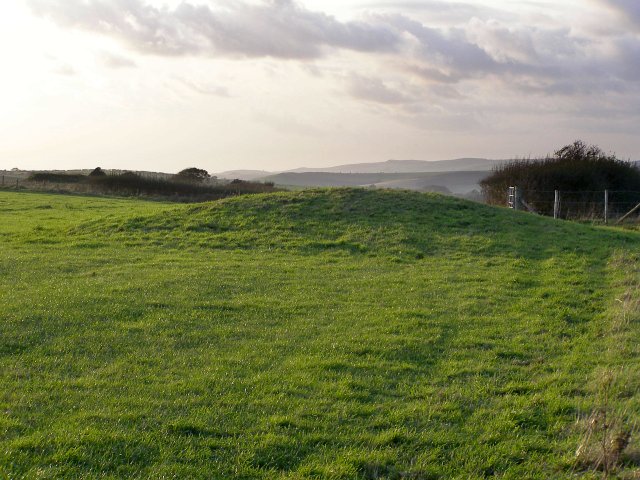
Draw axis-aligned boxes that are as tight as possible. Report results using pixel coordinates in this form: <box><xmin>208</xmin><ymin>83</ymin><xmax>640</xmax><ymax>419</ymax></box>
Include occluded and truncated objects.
<box><xmin>604</xmin><ymin>190</ymin><xmax>609</xmax><ymax>225</ymax></box>
<box><xmin>616</xmin><ymin>202</ymin><xmax>640</xmax><ymax>225</ymax></box>
<box><xmin>554</xmin><ymin>190</ymin><xmax>560</xmax><ymax>219</ymax></box>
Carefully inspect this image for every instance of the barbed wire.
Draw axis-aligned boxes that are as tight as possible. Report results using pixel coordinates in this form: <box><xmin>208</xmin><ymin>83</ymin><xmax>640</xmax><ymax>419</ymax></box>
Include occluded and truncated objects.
<box><xmin>509</xmin><ymin>190</ymin><xmax>640</xmax><ymax>194</ymax></box>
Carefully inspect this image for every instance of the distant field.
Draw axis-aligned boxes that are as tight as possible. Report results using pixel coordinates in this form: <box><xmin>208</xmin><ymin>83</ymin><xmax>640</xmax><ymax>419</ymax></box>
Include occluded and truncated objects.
<box><xmin>0</xmin><ymin>189</ymin><xmax>638</xmax><ymax>478</ymax></box>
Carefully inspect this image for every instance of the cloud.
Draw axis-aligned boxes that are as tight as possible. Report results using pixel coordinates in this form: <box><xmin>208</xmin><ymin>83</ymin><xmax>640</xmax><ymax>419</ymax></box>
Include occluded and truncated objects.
<box><xmin>52</xmin><ymin>64</ymin><xmax>76</xmax><ymax>76</ymax></box>
<box><xmin>28</xmin><ymin>0</ymin><xmax>640</xmax><ymax>103</ymax></box>
<box><xmin>363</xmin><ymin>1</ymin><xmax>511</xmax><ymax>23</ymax></box>
<box><xmin>347</xmin><ymin>74</ymin><xmax>412</xmax><ymax>105</ymax></box>
<box><xmin>398</xmin><ymin>109</ymin><xmax>482</xmax><ymax>132</ymax></box>
<box><xmin>178</xmin><ymin>78</ymin><xmax>231</xmax><ymax>97</ymax></box>
<box><xmin>100</xmin><ymin>51</ymin><xmax>136</xmax><ymax>68</ymax></box>
<box><xmin>613</xmin><ymin>35</ymin><xmax>640</xmax><ymax>81</ymax></box>
<box><xmin>429</xmin><ymin>84</ymin><xmax>465</xmax><ymax>100</ymax></box>
<box><xmin>28</xmin><ymin>0</ymin><xmax>401</xmax><ymax>59</ymax></box>
<box><xmin>599</xmin><ymin>0</ymin><xmax>640</xmax><ymax>28</ymax></box>
<box><xmin>254</xmin><ymin>111</ymin><xmax>325</xmax><ymax>136</ymax></box>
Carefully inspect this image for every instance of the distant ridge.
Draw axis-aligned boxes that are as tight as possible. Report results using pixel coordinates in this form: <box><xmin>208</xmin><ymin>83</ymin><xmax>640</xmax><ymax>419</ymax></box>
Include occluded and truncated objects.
<box><xmin>215</xmin><ymin>170</ymin><xmax>273</xmax><ymax>181</ymax></box>
<box><xmin>288</xmin><ymin>158</ymin><xmax>503</xmax><ymax>174</ymax></box>
<box><xmin>260</xmin><ymin>171</ymin><xmax>489</xmax><ymax>195</ymax></box>
<box><xmin>216</xmin><ymin>158</ymin><xmax>504</xmax><ymax>180</ymax></box>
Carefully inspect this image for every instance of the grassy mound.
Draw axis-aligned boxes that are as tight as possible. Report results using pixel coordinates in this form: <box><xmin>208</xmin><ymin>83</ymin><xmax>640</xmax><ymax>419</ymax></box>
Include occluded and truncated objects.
<box><xmin>1</xmin><ymin>189</ymin><xmax>639</xmax><ymax>479</ymax></box>
<box><xmin>75</xmin><ymin>188</ymin><xmax>634</xmax><ymax>259</ymax></box>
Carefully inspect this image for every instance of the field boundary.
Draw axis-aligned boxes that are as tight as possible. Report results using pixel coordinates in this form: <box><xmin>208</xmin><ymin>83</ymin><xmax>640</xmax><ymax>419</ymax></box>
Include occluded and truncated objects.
<box><xmin>507</xmin><ymin>187</ymin><xmax>640</xmax><ymax>223</ymax></box>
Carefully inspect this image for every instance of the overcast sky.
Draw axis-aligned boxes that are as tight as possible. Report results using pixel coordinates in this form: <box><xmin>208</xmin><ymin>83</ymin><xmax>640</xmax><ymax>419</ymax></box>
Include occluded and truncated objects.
<box><xmin>1</xmin><ymin>0</ymin><xmax>638</xmax><ymax>173</ymax></box>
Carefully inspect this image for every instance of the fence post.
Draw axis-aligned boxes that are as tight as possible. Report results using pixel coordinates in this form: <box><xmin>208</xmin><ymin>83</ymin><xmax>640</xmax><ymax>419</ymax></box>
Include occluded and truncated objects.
<box><xmin>554</xmin><ymin>190</ymin><xmax>560</xmax><ymax>219</ymax></box>
<box><xmin>16</xmin><ymin>178</ymin><xmax>19</xmax><ymax>189</ymax></box>
<box><xmin>514</xmin><ymin>187</ymin><xmax>520</xmax><ymax>210</ymax></box>
<box><xmin>604</xmin><ymin>190</ymin><xmax>609</xmax><ymax>225</ymax></box>
<box><xmin>617</xmin><ymin>202</ymin><xmax>640</xmax><ymax>225</ymax></box>
<box><xmin>1</xmin><ymin>175</ymin><xmax>4</xmax><ymax>186</ymax></box>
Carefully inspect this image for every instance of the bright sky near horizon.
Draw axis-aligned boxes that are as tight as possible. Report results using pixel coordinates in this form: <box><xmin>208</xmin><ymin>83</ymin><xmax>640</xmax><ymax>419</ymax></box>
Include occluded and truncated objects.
<box><xmin>0</xmin><ymin>0</ymin><xmax>638</xmax><ymax>173</ymax></box>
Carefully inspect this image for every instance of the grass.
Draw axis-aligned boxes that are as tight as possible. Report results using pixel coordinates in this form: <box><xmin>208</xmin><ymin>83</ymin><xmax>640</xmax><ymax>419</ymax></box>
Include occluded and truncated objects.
<box><xmin>0</xmin><ymin>188</ymin><xmax>639</xmax><ymax>479</ymax></box>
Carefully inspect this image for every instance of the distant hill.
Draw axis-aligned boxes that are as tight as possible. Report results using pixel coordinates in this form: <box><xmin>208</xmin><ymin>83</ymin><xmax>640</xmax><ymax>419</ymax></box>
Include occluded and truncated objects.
<box><xmin>368</xmin><ymin>171</ymin><xmax>489</xmax><ymax>194</ymax></box>
<box><xmin>216</xmin><ymin>170</ymin><xmax>274</xmax><ymax>181</ymax></box>
<box><xmin>289</xmin><ymin>158</ymin><xmax>502</xmax><ymax>174</ymax></box>
<box><xmin>215</xmin><ymin>159</ymin><xmax>500</xmax><ymax>194</ymax></box>
<box><xmin>216</xmin><ymin>159</ymin><xmax>503</xmax><ymax>181</ymax></box>
<box><xmin>261</xmin><ymin>170</ymin><xmax>490</xmax><ymax>195</ymax></box>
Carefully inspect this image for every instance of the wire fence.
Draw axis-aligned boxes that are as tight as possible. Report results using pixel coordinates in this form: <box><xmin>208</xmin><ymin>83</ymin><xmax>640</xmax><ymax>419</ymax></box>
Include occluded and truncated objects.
<box><xmin>507</xmin><ymin>187</ymin><xmax>640</xmax><ymax>223</ymax></box>
<box><xmin>0</xmin><ymin>175</ymin><xmax>22</xmax><ymax>189</ymax></box>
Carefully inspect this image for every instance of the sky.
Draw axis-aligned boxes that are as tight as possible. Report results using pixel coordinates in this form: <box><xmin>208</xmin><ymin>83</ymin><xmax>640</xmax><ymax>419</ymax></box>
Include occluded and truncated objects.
<box><xmin>0</xmin><ymin>0</ymin><xmax>639</xmax><ymax>173</ymax></box>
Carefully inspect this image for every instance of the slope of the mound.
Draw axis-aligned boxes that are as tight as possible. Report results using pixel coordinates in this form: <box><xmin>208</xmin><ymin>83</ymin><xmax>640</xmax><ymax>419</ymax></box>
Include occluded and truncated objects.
<box><xmin>75</xmin><ymin>188</ymin><xmax>636</xmax><ymax>259</ymax></box>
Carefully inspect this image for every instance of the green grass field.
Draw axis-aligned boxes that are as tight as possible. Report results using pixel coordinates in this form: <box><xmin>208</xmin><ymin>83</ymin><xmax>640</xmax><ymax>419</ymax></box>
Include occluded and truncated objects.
<box><xmin>1</xmin><ymin>188</ymin><xmax>638</xmax><ymax>479</ymax></box>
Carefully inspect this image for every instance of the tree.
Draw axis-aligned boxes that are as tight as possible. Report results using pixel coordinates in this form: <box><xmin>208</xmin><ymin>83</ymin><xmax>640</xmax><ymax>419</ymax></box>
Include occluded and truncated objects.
<box><xmin>176</xmin><ymin>168</ymin><xmax>211</xmax><ymax>182</ymax></box>
<box><xmin>554</xmin><ymin>140</ymin><xmax>612</xmax><ymax>162</ymax></box>
<box><xmin>89</xmin><ymin>167</ymin><xmax>107</xmax><ymax>177</ymax></box>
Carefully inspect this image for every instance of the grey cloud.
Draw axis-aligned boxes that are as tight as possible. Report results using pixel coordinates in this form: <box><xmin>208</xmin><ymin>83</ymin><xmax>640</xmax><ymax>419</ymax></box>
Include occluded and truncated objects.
<box><xmin>363</xmin><ymin>1</ymin><xmax>512</xmax><ymax>23</ymax></box>
<box><xmin>345</xmin><ymin>74</ymin><xmax>466</xmax><ymax>116</ymax></box>
<box><xmin>466</xmin><ymin>20</ymin><xmax>582</xmax><ymax>66</ymax></box>
<box><xmin>405</xmin><ymin>64</ymin><xmax>461</xmax><ymax>83</ymax></box>
<box><xmin>429</xmin><ymin>84</ymin><xmax>465</xmax><ymax>100</ymax></box>
<box><xmin>382</xmin><ymin>14</ymin><xmax>572</xmax><ymax>85</ymax></box>
<box><xmin>599</xmin><ymin>0</ymin><xmax>640</xmax><ymax>27</ymax></box>
<box><xmin>514</xmin><ymin>77</ymin><xmax>627</xmax><ymax>96</ymax></box>
<box><xmin>614</xmin><ymin>35</ymin><xmax>640</xmax><ymax>81</ymax></box>
<box><xmin>386</xmin><ymin>14</ymin><xmax>498</xmax><ymax>74</ymax></box>
<box><xmin>29</xmin><ymin>0</ymin><xmax>401</xmax><ymax>59</ymax></box>
<box><xmin>347</xmin><ymin>75</ymin><xmax>412</xmax><ymax>104</ymax></box>
<box><xmin>26</xmin><ymin>0</ymin><xmax>550</xmax><ymax>79</ymax></box>
<box><xmin>397</xmin><ymin>16</ymin><xmax>625</xmax><ymax>99</ymax></box>
<box><xmin>299</xmin><ymin>63</ymin><xmax>325</xmax><ymax>78</ymax></box>
<box><xmin>29</xmin><ymin>0</ymin><xmax>640</xmax><ymax>101</ymax></box>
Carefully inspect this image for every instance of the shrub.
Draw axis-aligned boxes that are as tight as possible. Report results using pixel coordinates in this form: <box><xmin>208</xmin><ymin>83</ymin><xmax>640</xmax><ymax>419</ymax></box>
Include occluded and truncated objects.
<box><xmin>481</xmin><ymin>141</ymin><xmax>640</xmax><ymax>216</ymax></box>
<box><xmin>176</xmin><ymin>168</ymin><xmax>210</xmax><ymax>183</ymax></box>
<box><xmin>89</xmin><ymin>167</ymin><xmax>107</xmax><ymax>177</ymax></box>
<box><xmin>24</xmin><ymin>170</ymin><xmax>278</xmax><ymax>201</ymax></box>
<box><xmin>27</xmin><ymin>172</ymin><xmax>86</xmax><ymax>183</ymax></box>
<box><xmin>88</xmin><ymin>172</ymin><xmax>278</xmax><ymax>199</ymax></box>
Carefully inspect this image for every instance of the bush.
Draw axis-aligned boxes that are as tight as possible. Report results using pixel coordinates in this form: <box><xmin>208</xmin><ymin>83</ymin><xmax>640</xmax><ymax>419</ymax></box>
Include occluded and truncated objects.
<box><xmin>88</xmin><ymin>172</ymin><xmax>278</xmax><ymax>199</ymax></box>
<box><xmin>24</xmin><ymin>170</ymin><xmax>278</xmax><ymax>201</ymax></box>
<box><xmin>176</xmin><ymin>168</ymin><xmax>210</xmax><ymax>183</ymax></box>
<box><xmin>481</xmin><ymin>141</ymin><xmax>640</xmax><ymax>216</ymax></box>
<box><xmin>28</xmin><ymin>172</ymin><xmax>86</xmax><ymax>183</ymax></box>
<box><xmin>89</xmin><ymin>167</ymin><xmax>107</xmax><ymax>177</ymax></box>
